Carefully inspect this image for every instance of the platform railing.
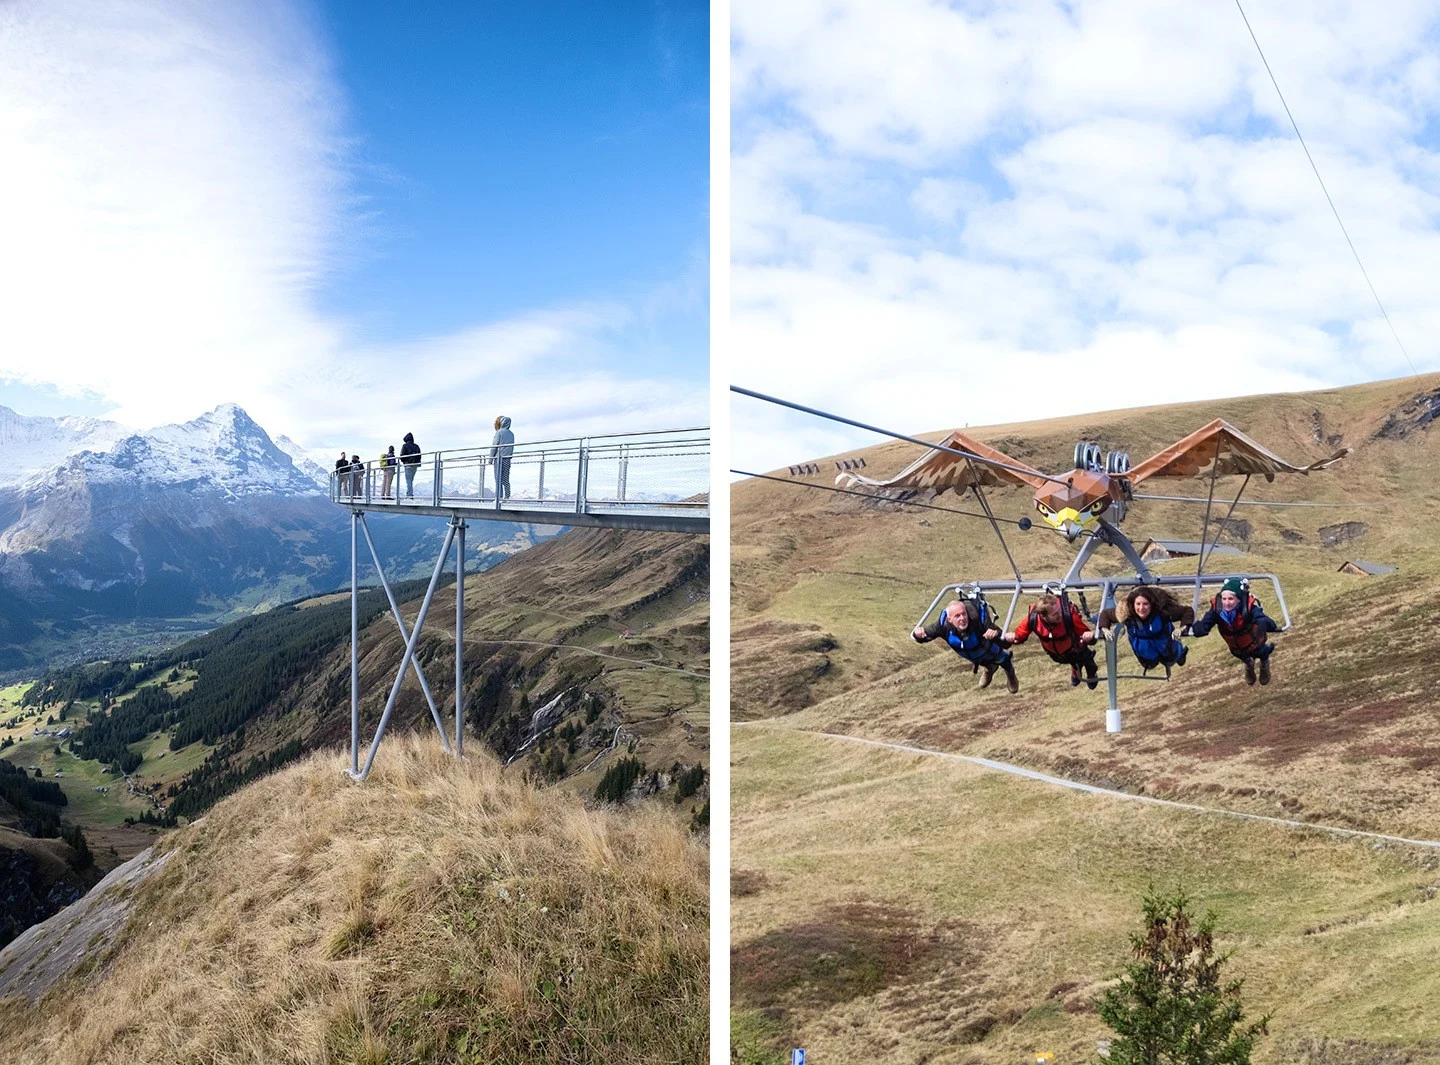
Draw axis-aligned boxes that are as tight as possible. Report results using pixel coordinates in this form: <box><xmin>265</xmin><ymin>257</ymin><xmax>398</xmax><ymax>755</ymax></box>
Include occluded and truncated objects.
<box><xmin>329</xmin><ymin>427</ymin><xmax>709</xmax><ymax>515</ymax></box>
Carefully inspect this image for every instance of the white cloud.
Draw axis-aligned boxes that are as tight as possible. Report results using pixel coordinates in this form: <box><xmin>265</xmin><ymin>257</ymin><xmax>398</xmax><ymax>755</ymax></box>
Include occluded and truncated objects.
<box><xmin>732</xmin><ymin>0</ymin><xmax>1440</xmax><ymax>475</ymax></box>
<box><xmin>0</xmin><ymin>0</ymin><xmax>704</xmax><ymax>458</ymax></box>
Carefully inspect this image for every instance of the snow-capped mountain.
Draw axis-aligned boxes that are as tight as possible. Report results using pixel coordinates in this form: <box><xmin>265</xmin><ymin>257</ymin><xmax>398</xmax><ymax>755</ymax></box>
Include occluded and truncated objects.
<box><xmin>273</xmin><ymin>435</ymin><xmax>335</xmax><ymax>489</ymax></box>
<box><xmin>0</xmin><ymin>406</ymin><xmax>127</xmax><ymax>487</ymax></box>
<box><xmin>22</xmin><ymin>404</ymin><xmax>321</xmax><ymax>498</ymax></box>
<box><xmin>0</xmin><ymin>401</ymin><xmax>558</xmax><ymax>669</ymax></box>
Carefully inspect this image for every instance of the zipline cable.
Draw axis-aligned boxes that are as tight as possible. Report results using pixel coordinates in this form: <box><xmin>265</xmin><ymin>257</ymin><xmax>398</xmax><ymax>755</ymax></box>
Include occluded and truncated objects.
<box><xmin>1133</xmin><ymin>493</ymin><xmax>1373</xmax><ymax>508</ymax></box>
<box><xmin>731</xmin><ymin>385</ymin><xmax>1071</xmax><ymax>486</ymax></box>
<box><xmin>1234</xmin><ymin>0</ymin><xmax>1418</xmax><ymax>377</ymax></box>
<box><xmin>731</xmin><ymin>467</ymin><xmax>1062</xmax><ymax>532</ymax></box>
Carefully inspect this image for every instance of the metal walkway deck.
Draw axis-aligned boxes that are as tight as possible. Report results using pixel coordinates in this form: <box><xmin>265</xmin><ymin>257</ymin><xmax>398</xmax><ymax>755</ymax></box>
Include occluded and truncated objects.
<box><xmin>330</xmin><ymin>427</ymin><xmax>708</xmax><ymax>534</ymax></box>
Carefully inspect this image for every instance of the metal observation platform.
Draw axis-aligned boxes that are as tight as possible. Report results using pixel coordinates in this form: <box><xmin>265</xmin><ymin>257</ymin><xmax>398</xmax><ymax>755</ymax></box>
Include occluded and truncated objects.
<box><xmin>335</xmin><ymin>428</ymin><xmax>710</xmax><ymax>781</ymax></box>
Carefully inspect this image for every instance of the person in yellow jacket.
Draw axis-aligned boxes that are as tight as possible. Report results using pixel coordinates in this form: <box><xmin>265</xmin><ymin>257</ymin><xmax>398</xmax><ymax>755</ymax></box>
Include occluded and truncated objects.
<box><xmin>380</xmin><ymin>445</ymin><xmax>397</xmax><ymax>500</ymax></box>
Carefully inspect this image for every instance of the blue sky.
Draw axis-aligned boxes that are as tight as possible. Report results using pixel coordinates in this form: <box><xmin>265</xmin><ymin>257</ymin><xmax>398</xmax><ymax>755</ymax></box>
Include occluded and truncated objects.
<box><xmin>315</xmin><ymin>0</ymin><xmax>707</xmax><ymax>373</ymax></box>
<box><xmin>730</xmin><ymin>0</ymin><xmax>1440</xmax><ymax>475</ymax></box>
<box><xmin>0</xmin><ymin>0</ymin><xmax>707</xmax><ymax>450</ymax></box>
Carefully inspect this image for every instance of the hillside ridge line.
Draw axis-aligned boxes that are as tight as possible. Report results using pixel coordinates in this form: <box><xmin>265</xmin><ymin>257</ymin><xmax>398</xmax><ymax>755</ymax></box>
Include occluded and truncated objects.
<box><xmin>736</xmin><ymin>723</ymin><xmax>1440</xmax><ymax>851</ymax></box>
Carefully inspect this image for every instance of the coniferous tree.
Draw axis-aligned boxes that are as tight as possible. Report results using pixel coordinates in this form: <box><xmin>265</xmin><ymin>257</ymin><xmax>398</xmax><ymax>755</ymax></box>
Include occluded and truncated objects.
<box><xmin>594</xmin><ymin>756</ymin><xmax>645</xmax><ymax>804</ymax></box>
<box><xmin>1096</xmin><ymin>888</ymin><xmax>1268</xmax><ymax>1065</ymax></box>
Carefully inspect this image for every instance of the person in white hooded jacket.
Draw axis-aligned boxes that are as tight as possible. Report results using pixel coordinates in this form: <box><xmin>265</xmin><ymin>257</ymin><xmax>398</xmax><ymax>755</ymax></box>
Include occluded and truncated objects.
<box><xmin>491</xmin><ymin>415</ymin><xmax>514</xmax><ymax>499</ymax></box>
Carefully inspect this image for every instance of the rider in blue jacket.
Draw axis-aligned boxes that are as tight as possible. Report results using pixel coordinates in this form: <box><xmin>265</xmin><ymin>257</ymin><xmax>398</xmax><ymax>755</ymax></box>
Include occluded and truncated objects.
<box><xmin>913</xmin><ymin>595</ymin><xmax>1020</xmax><ymax>693</ymax></box>
<box><xmin>1097</xmin><ymin>585</ymin><xmax>1194</xmax><ymax>676</ymax></box>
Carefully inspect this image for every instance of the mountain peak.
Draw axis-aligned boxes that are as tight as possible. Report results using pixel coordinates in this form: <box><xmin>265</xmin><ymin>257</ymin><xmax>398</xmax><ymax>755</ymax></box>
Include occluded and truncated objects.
<box><xmin>13</xmin><ymin>403</ymin><xmax>320</xmax><ymax>499</ymax></box>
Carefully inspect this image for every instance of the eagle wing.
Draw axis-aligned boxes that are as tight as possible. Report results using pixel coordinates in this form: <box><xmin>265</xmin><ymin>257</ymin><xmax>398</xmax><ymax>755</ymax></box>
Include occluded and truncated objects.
<box><xmin>1126</xmin><ymin>419</ymin><xmax>1350</xmax><ymax>485</ymax></box>
<box><xmin>835</xmin><ymin>432</ymin><xmax>1049</xmax><ymax>494</ymax></box>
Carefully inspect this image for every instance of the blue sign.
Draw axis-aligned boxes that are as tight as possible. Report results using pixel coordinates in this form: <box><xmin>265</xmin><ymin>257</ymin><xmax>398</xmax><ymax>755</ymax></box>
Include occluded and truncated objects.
<box><xmin>791</xmin><ymin>1051</ymin><xmax>806</xmax><ymax>1065</ymax></box>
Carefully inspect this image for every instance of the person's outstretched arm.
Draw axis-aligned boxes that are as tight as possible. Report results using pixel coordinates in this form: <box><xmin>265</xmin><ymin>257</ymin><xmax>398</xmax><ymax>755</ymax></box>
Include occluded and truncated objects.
<box><xmin>1189</xmin><ymin>607</ymin><xmax>1219</xmax><ymax>637</ymax></box>
<box><xmin>912</xmin><ymin>617</ymin><xmax>947</xmax><ymax>643</ymax></box>
<box><xmin>1251</xmin><ymin>601</ymin><xmax>1281</xmax><ymax>633</ymax></box>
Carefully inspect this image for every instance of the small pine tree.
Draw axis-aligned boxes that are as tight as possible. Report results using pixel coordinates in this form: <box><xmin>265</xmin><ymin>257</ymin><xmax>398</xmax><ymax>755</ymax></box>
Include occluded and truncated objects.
<box><xmin>60</xmin><ymin>824</ymin><xmax>93</xmax><ymax>870</ymax></box>
<box><xmin>594</xmin><ymin>756</ymin><xmax>645</xmax><ymax>804</ymax></box>
<box><xmin>1096</xmin><ymin>888</ymin><xmax>1268</xmax><ymax>1065</ymax></box>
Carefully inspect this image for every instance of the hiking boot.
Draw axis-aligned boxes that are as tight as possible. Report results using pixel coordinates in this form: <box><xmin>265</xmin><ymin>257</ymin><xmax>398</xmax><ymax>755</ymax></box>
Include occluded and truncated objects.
<box><xmin>1176</xmin><ymin>644</ymin><xmax>1188</xmax><ymax>667</ymax></box>
<box><xmin>978</xmin><ymin>665</ymin><xmax>996</xmax><ymax>690</ymax></box>
<box><xmin>1258</xmin><ymin>657</ymin><xmax>1271</xmax><ymax>685</ymax></box>
<box><xmin>1085</xmin><ymin>661</ymin><xmax>1099</xmax><ymax>690</ymax></box>
<box><xmin>1244</xmin><ymin>658</ymin><xmax>1257</xmax><ymax>685</ymax></box>
<box><xmin>1070</xmin><ymin>665</ymin><xmax>1082</xmax><ymax>687</ymax></box>
<box><xmin>1003</xmin><ymin>663</ymin><xmax>1020</xmax><ymax>694</ymax></box>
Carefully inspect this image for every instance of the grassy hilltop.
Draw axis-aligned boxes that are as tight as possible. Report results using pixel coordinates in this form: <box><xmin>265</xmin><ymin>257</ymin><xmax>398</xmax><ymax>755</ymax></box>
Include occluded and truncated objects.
<box><xmin>731</xmin><ymin>373</ymin><xmax>1440</xmax><ymax>1064</ymax></box>
<box><xmin>0</xmin><ymin>737</ymin><xmax>708</xmax><ymax>1064</ymax></box>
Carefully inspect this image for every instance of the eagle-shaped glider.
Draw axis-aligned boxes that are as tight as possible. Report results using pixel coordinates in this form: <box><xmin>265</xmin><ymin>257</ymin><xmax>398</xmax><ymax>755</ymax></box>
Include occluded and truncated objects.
<box><xmin>837</xmin><ymin>419</ymin><xmax>1349</xmax><ymax>541</ymax></box>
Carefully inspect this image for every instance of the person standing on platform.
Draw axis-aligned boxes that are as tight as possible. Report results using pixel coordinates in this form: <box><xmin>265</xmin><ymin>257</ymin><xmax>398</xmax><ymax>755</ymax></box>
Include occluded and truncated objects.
<box><xmin>492</xmin><ymin>415</ymin><xmax>514</xmax><ymax>500</ymax></box>
<box><xmin>335</xmin><ymin>452</ymin><xmax>351</xmax><ymax>498</ymax></box>
<box><xmin>400</xmin><ymin>433</ymin><xmax>422</xmax><ymax>499</ymax></box>
<box><xmin>380</xmin><ymin>445</ymin><xmax>397</xmax><ymax>500</ymax></box>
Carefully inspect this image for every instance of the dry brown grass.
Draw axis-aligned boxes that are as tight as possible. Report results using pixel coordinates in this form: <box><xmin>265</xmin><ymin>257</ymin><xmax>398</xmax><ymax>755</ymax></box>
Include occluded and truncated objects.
<box><xmin>730</xmin><ymin>727</ymin><xmax>1440</xmax><ymax>1065</ymax></box>
<box><xmin>0</xmin><ymin>734</ymin><xmax>708</xmax><ymax>1065</ymax></box>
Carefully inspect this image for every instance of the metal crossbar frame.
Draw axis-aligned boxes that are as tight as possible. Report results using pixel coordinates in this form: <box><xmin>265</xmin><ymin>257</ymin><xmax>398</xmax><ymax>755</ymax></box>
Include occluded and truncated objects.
<box><xmin>919</xmin><ymin>574</ymin><xmax>1292</xmax><ymax>635</ymax></box>
<box><xmin>357</xmin><ymin>516</ymin><xmax>450</xmax><ymax>752</ymax></box>
<box><xmin>920</xmin><ymin>571</ymin><xmax>1291</xmax><ymax>735</ymax></box>
<box><xmin>347</xmin><ymin>513</ymin><xmax>467</xmax><ymax>782</ymax></box>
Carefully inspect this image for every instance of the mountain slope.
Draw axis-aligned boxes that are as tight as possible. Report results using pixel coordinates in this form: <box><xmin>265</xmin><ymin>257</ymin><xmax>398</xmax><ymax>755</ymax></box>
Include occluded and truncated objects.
<box><xmin>0</xmin><ymin>404</ymin><xmax>549</xmax><ymax>667</ymax></box>
<box><xmin>273</xmin><ymin>434</ymin><xmax>334</xmax><ymax>488</ymax></box>
<box><xmin>0</xmin><ymin>737</ymin><xmax>708</xmax><ymax>1064</ymax></box>
<box><xmin>171</xmin><ymin>522</ymin><xmax>710</xmax><ymax>811</ymax></box>
<box><xmin>12</xmin><ymin>521</ymin><xmax>708</xmax><ymax>838</ymax></box>
<box><xmin>731</xmin><ymin>372</ymin><xmax>1440</xmax><ymax>1063</ymax></box>
<box><xmin>0</xmin><ymin>407</ymin><xmax>126</xmax><ymax>488</ymax></box>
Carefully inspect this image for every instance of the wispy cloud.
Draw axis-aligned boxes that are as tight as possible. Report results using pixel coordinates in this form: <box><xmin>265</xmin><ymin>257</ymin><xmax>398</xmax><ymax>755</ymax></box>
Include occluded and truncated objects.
<box><xmin>732</xmin><ymin>0</ymin><xmax>1440</xmax><ymax>474</ymax></box>
<box><xmin>0</xmin><ymin>0</ymin><xmax>705</xmax><ymax>455</ymax></box>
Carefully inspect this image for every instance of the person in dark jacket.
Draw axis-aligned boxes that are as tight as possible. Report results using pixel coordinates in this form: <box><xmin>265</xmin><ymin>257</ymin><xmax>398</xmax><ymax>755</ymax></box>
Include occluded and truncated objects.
<box><xmin>1097</xmin><ymin>585</ymin><xmax>1194</xmax><ymax>676</ymax></box>
<box><xmin>1004</xmin><ymin>591</ymin><xmax>1099</xmax><ymax>689</ymax></box>
<box><xmin>334</xmin><ymin>452</ymin><xmax>351</xmax><ymax>497</ymax></box>
<box><xmin>1189</xmin><ymin>578</ymin><xmax>1280</xmax><ymax>685</ymax></box>
<box><xmin>348</xmin><ymin>454</ymin><xmax>364</xmax><ymax>498</ymax></box>
<box><xmin>399</xmin><ymin>433</ymin><xmax>422</xmax><ymax>499</ymax></box>
<box><xmin>491</xmin><ymin>415</ymin><xmax>514</xmax><ymax>500</ymax></box>
<box><xmin>913</xmin><ymin>596</ymin><xmax>1019</xmax><ymax>692</ymax></box>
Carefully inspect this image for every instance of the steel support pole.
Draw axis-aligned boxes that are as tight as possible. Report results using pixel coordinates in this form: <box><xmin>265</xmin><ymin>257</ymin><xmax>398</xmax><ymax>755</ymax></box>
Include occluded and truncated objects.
<box><xmin>1194</xmin><ymin>444</ymin><xmax>1221</xmax><ymax>613</ymax></box>
<box><xmin>1103</xmin><ymin>582</ymin><xmax>1121</xmax><ymax>733</ymax></box>
<box><xmin>357</xmin><ymin>515</ymin><xmax>450</xmax><ymax>751</ymax></box>
<box><xmin>575</xmin><ymin>441</ymin><xmax>588</xmax><ymax>515</ymax></box>
<box><xmin>350</xmin><ymin>511</ymin><xmax>359</xmax><ymax>775</ymax></box>
<box><xmin>1096</xmin><ymin>520</ymin><xmax>1156</xmax><ymax>583</ymax></box>
<box><xmin>1062</xmin><ymin>532</ymin><xmax>1104</xmax><ymax>585</ymax></box>
<box><xmin>353</xmin><ymin>521</ymin><xmax>457</xmax><ymax>782</ymax></box>
<box><xmin>454</xmin><ymin>518</ymin><xmax>465</xmax><ymax>757</ymax></box>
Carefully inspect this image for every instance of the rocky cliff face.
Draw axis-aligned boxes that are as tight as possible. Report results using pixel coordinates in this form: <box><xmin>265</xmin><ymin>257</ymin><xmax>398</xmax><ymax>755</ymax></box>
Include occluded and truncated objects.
<box><xmin>0</xmin><ymin>839</ymin><xmax>90</xmax><ymax>948</ymax></box>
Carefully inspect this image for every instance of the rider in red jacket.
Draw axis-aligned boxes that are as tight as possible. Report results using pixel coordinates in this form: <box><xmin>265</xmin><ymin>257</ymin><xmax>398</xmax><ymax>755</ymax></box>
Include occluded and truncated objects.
<box><xmin>1189</xmin><ymin>578</ymin><xmax>1280</xmax><ymax>686</ymax></box>
<box><xmin>1005</xmin><ymin>591</ymin><xmax>1099</xmax><ymax>689</ymax></box>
